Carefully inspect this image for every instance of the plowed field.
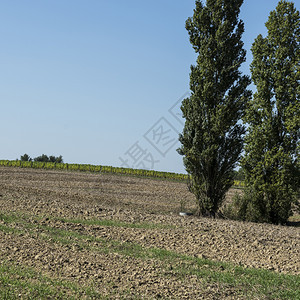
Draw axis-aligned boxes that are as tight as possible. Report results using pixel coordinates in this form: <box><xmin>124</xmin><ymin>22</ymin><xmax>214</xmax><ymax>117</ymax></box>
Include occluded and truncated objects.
<box><xmin>0</xmin><ymin>167</ymin><xmax>299</xmax><ymax>299</ymax></box>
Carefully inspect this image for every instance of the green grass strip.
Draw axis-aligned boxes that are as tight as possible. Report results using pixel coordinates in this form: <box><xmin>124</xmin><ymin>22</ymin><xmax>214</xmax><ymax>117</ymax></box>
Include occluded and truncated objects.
<box><xmin>0</xmin><ymin>261</ymin><xmax>104</xmax><ymax>299</ymax></box>
<box><xmin>53</xmin><ymin>216</ymin><xmax>175</xmax><ymax>230</ymax></box>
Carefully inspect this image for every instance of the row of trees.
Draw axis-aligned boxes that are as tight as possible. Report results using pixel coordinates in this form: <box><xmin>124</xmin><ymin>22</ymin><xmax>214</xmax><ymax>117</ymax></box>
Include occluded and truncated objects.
<box><xmin>179</xmin><ymin>0</ymin><xmax>299</xmax><ymax>224</ymax></box>
<box><xmin>20</xmin><ymin>153</ymin><xmax>63</xmax><ymax>163</ymax></box>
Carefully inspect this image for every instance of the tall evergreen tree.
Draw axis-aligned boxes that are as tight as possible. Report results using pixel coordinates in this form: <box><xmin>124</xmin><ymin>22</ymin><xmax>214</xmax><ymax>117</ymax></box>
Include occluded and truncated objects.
<box><xmin>178</xmin><ymin>0</ymin><xmax>251</xmax><ymax>217</ymax></box>
<box><xmin>241</xmin><ymin>0</ymin><xmax>299</xmax><ymax>224</ymax></box>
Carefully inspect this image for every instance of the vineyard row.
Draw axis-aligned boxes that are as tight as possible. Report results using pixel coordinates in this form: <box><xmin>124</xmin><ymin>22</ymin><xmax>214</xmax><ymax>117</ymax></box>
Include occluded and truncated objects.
<box><xmin>0</xmin><ymin>160</ymin><xmax>244</xmax><ymax>187</ymax></box>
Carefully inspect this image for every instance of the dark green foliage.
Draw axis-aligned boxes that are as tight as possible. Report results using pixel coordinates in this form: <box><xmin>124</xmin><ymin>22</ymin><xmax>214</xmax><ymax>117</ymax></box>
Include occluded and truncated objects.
<box><xmin>49</xmin><ymin>155</ymin><xmax>63</xmax><ymax>163</ymax></box>
<box><xmin>241</xmin><ymin>0</ymin><xmax>300</xmax><ymax>224</ymax></box>
<box><xmin>20</xmin><ymin>154</ymin><xmax>32</xmax><ymax>162</ymax></box>
<box><xmin>233</xmin><ymin>168</ymin><xmax>245</xmax><ymax>181</ymax></box>
<box><xmin>178</xmin><ymin>0</ymin><xmax>251</xmax><ymax>216</ymax></box>
<box><xmin>34</xmin><ymin>154</ymin><xmax>50</xmax><ymax>162</ymax></box>
<box><xmin>33</xmin><ymin>154</ymin><xmax>64</xmax><ymax>163</ymax></box>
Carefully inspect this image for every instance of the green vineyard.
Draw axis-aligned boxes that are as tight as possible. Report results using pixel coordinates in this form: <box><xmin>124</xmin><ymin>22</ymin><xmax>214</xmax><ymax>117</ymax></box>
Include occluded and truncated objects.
<box><xmin>0</xmin><ymin>160</ymin><xmax>244</xmax><ymax>187</ymax></box>
<box><xmin>0</xmin><ymin>160</ymin><xmax>189</xmax><ymax>181</ymax></box>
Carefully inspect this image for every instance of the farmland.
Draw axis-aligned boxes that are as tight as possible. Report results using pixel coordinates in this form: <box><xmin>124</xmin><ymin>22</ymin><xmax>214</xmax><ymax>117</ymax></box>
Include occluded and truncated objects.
<box><xmin>0</xmin><ymin>166</ymin><xmax>299</xmax><ymax>299</ymax></box>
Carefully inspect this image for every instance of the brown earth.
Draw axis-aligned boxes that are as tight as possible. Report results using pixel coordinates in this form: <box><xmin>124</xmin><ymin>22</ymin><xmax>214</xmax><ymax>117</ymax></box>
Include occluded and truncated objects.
<box><xmin>0</xmin><ymin>167</ymin><xmax>299</xmax><ymax>299</ymax></box>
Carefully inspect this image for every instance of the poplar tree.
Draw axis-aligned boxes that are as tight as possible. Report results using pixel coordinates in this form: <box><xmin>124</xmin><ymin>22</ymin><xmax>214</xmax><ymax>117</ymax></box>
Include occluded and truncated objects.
<box><xmin>178</xmin><ymin>0</ymin><xmax>251</xmax><ymax>216</ymax></box>
<box><xmin>241</xmin><ymin>0</ymin><xmax>299</xmax><ymax>224</ymax></box>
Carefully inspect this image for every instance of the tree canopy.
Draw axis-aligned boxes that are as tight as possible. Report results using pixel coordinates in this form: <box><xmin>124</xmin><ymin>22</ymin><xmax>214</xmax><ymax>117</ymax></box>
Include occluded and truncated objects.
<box><xmin>178</xmin><ymin>0</ymin><xmax>251</xmax><ymax>216</ymax></box>
<box><xmin>241</xmin><ymin>0</ymin><xmax>299</xmax><ymax>224</ymax></box>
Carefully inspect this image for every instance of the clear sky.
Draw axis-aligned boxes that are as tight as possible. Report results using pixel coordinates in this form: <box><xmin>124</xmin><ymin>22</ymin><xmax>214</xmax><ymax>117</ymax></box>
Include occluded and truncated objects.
<box><xmin>1</xmin><ymin>0</ymin><xmax>298</xmax><ymax>173</ymax></box>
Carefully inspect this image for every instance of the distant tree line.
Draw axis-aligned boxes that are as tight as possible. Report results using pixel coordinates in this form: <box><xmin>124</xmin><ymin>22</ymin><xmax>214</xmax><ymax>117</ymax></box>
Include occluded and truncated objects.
<box><xmin>20</xmin><ymin>154</ymin><xmax>63</xmax><ymax>164</ymax></box>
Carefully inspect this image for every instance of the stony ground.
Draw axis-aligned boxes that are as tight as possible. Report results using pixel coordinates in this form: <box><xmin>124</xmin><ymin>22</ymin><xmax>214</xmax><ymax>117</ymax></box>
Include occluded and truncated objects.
<box><xmin>0</xmin><ymin>167</ymin><xmax>299</xmax><ymax>299</ymax></box>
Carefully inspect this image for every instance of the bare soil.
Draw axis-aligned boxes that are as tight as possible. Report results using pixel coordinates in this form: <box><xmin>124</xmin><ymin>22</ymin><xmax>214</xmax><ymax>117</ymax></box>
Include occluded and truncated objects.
<box><xmin>0</xmin><ymin>167</ymin><xmax>299</xmax><ymax>299</ymax></box>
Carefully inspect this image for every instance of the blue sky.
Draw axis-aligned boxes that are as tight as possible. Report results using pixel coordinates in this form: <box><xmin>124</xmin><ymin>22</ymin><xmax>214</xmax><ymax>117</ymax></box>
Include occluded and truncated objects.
<box><xmin>1</xmin><ymin>0</ymin><xmax>298</xmax><ymax>173</ymax></box>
